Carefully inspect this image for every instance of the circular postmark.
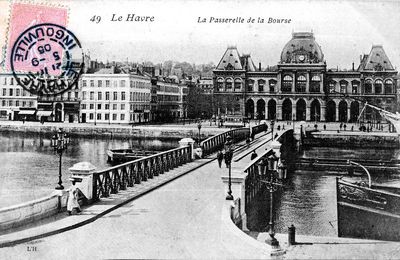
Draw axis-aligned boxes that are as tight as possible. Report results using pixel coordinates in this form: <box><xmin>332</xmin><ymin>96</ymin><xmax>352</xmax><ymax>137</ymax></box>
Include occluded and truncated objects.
<box><xmin>10</xmin><ymin>23</ymin><xmax>84</xmax><ymax>96</ymax></box>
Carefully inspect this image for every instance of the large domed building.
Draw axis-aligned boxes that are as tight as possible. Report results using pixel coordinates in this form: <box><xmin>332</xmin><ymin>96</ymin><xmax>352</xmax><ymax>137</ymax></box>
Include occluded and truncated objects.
<box><xmin>213</xmin><ymin>32</ymin><xmax>398</xmax><ymax>123</ymax></box>
<box><xmin>280</xmin><ymin>32</ymin><xmax>324</xmax><ymax>64</ymax></box>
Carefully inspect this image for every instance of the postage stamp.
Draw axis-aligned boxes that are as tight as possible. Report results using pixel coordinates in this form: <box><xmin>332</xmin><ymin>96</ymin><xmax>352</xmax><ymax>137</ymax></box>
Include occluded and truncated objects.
<box><xmin>5</xmin><ymin>2</ymin><xmax>83</xmax><ymax>96</ymax></box>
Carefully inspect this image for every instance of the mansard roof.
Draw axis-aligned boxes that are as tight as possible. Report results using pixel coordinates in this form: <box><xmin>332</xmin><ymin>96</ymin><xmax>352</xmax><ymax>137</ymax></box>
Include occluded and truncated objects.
<box><xmin>216</xmin><ymin>46</ymin><xmax>244</xmax><ymax>70</ymax></box>
<box><xmin>240</xmin><ymin>54</ymin><xmax>256</xmax><ymax>71</ymax></box>
<box><xmin>280</xmin><ymin>32</ymin><xmax>324</xmax><ymax>64</ymax></box>
<box><xmin>359</xmin><ymin>45</ymin><xmax>395</xmax><ymax>71</ymax></box>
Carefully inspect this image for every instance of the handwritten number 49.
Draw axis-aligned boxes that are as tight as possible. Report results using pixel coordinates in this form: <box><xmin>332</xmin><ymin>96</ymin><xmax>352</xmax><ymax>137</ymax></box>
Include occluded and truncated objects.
<box><xmin>90</xmin><ymin>15</ymin><xmax>101</xmax><ymax>23</ymax></box>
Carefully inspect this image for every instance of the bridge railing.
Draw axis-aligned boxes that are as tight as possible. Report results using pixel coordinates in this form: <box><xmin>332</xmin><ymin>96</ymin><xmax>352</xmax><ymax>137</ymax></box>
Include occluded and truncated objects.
<box><xmin>92</xmin><ymin>146</ymin><xmax>192</xmax><ymax>201</ymax></box>
<box><xmin>200</xmin><ymin>128</ymin><xmax>249</xmax><ymax>157</ymax></box>
<box><xmin>251</xmin><ymin>123</ymin><xmax>268</xmax><ymax>136</ymax></box>
<box><xmin>243</xmin><ymin>149</ymin><xmax>275</xmax><ymax>210</ymax></box>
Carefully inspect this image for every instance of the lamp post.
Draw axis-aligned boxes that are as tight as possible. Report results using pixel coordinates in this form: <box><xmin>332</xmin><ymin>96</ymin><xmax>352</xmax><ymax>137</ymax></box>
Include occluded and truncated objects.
<box><xmin>50</xmin><ymin>128</ymin><xmax>70</xmax><ymax>190</ymax></box>
<box><xmin>224</xmin><ymin>135</ymin><xmax>234</xmax><ymax>200</ymax></box>
<box><xmin>259</xmin><ymin>154</ymin><xmax>282</xmax><ymax>248</ymax></box>
<box><xmin>270</xmin><ymin>120</ymin><xmax>275</xmax><ymax>140</ymax></box>
<box><xmin>197</xmin><ymin>120</ymin><xmax>202</xmax><ymax>144</ymax></box>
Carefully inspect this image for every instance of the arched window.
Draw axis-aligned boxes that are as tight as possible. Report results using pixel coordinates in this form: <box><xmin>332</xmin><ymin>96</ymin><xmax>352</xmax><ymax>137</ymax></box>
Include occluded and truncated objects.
<box><xmin>217</xmin><ymin>78</ymin><xmax>224</xmax><ymax>91</ymax></box>
<box><xmin>364</xmin><ymin>79</ymin><xmax>372</xmax><ymax>94</ymax></box>
<box><xmin>258</xmin><ymin>79</ymin><xmax>265</xmax><ymax>92</ymax></box>
<box><xmin>247</xmin><ymin>79</ymin><xmax>254</xmax><ymax>92</ymax></box>
<box><xmin>374</xmin><ymin>79</ymin><xmax>383</xmax><ymax>94</ymax></box>
<box><xmin>340</xmin><ymin>81</ymin><xmax>348</xmax><ymax>94</ymax></box>
<box><xmin>296</xmin><ymin>75</ymin><xmax>306</xmax><ymax>92</ymax></box>
<box><xmin>352</xmin><ymin>81</ymin><xmax>360</xmax><ymax>94</ymax></box>
<box><xmin>269</xmin><ymin>79</ymin><xmax>277</xmax><ymax>93</ymax></box>
<box><xmin>310</xmin><ymin>75</ymin><xmax>320</xmax><ymax>93</ymax></box>
<box><xmin>282</xmin><ymin>75</ymin><xmax>292</xmax><ymax>92</ymax></box>
<box><xmin>226</xmin><ymin>78</ymin><xmax>233</xmax><ymax>89</ymax></box>
<box><xmin>234</xmin><ymin>78</ymin><xmax>242</xmax><ymax>90</ymax></box>
<box><xmin>328</xmin><ymin>81</ymin><xmax>336</xmax><ymax>93</ymax></box>
<box><xmin>384</xmin><ymin>79</ymin><xmax>393</xmax><ymax>94</ymax></box>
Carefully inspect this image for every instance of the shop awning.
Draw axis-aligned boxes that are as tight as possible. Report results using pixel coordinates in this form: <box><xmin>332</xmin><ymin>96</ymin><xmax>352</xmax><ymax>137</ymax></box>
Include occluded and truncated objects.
<box><xmin>37</xmin><ymin>111</ymin><xmax>53</xmax><ymax>117</ymax></box>
<box><xmin>18</xmin><ymin>110</ymin><xmax>36</xmax><ymax>115</ymax></box>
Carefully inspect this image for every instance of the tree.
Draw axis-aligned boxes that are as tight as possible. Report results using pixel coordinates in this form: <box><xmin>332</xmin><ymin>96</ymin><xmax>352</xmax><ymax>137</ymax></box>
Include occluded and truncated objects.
<box><xmin>186</xmin><ymin>84</ymin><xmax>213</xmax><ymax>119</ymax></box>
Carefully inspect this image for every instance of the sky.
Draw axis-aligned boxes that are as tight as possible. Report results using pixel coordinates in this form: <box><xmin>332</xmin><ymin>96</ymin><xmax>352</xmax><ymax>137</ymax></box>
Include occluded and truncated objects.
<box><xmin>1</xmin><ymin>0</ymin><xmax>400</xmax><ymax>70</ymax></box>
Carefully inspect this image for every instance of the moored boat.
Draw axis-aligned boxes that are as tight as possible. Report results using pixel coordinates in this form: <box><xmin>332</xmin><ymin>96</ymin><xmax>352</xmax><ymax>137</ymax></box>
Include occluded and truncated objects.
<box><xmin>336</xmin><ymin>176</ymin><xmax>400</xmax><ymax>241</ymax></box>
<box><xmin>107</xmin><ymin>148</ymin><xmax>158</xmax><ymax>164</ymax></box>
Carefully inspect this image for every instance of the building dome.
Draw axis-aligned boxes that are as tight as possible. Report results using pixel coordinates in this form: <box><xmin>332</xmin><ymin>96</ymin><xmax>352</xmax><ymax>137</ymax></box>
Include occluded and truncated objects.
<box><xmin>280</xmin><ymin>32</ymin><xmax>324</xmax><ymax>64</ymax></box>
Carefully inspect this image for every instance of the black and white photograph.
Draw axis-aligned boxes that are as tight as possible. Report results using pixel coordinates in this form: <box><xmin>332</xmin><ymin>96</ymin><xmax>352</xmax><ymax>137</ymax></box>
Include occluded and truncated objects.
<box><xmin>0</xmin><ymin>0</ymin><xmax>400</xmax><ymax>259</ymax></box>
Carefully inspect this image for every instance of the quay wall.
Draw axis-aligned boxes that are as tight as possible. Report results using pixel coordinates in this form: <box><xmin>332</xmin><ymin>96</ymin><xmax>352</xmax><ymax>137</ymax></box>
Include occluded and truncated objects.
<box><xmin>0</xmin><ymin>124</ymin><xmax>226</xmax><ymax>139</ymax></box>
<box><xmin>0</xmin><ymin>191</ymin><xmax>68</xmax><ymax>232</ymax></box>
<box><xmin>304</xmin><ymin>132</ymin><xmax>399</xmax><ymax>148</ymax></box>
<box><xmin>295</xmin><ymin>163</ymin><xmax>399</xmax><ymax>175</ymax></box>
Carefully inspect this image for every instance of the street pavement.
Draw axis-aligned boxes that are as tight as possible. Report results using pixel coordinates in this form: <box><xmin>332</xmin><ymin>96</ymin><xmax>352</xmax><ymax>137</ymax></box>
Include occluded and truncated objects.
<box><xmin>260</xmin><ymin>232</ymin><xmax>400</xmax><ymax>259</ymax></box>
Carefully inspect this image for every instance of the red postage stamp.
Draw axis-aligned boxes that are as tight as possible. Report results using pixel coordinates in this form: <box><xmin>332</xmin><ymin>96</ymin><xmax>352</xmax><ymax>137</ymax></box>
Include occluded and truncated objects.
<box><xmin>6</xmin><ymin>3</ymin><xmax>68</xmax><ymax>73</ymax></box>
<box><xmin>5</xmin><ymin>3</ymin><xmax>83</xmax><ymax>96</ymax></box>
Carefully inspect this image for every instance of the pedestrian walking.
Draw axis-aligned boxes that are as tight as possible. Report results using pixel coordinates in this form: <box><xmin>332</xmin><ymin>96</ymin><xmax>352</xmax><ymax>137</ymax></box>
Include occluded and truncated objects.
<box><xmin>323</xmin><ymin>124</ymin><xmax>326</xmax><ymax>131</ymax></box>
<box><xmin>246</xmin><ymin>137</ymin><xmax>251</xmax><ymax>147</ymax></box>
<box><xmin>343</xmin><ymin>124</ymin><xmax>347</xmax><ymax>131</ymax></box>
<box><xmin>351</xmin><ymin>125</ymin><xmax>354</xmax><ymax>131</ymax></box>
<box><xmin>217</xmin><ymin>150</ymin><xmax>224</xmax><ymax>168</ymax></box>
<box><xmin>251</xmin><ymin>131</ymin><xmax>255</xmax><ymax>141</ymax></box>
<box><xmin>67</xmin><ymin>180</ymin><xmax>82</xmax><ymax>215</ymax></box>
<box><xmin>224</xmin><ymin>152</ymin><xmax>231</xmax><ymax>168</ymax></box>
<box><xmin>250</xmin><ymin>150</ymin><xmax>258</xmax><ymax>160</ymax></box>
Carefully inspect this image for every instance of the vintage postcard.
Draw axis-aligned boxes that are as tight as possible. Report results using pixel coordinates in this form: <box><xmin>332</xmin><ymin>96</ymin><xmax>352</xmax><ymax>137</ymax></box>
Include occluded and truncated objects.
<box><xmin>0</xmin><ymin>0</ymin><xmax>400</xmax><ymax>259</ymax></box>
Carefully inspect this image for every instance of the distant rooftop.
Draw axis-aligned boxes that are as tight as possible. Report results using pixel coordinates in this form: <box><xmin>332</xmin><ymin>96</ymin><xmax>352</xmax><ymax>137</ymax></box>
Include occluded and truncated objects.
<box><xmin>359</xmin><ymin>45</ymin><xmax>394</xmax><ymax>71</ymax></box>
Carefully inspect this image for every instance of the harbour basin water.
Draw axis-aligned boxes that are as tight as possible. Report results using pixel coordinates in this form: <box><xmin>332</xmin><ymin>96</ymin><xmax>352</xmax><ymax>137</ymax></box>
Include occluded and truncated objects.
<box><xmin>0</xmin><ymin>131</ymin><xmax>179</xmax><ymax>208</ymax></box>
<box><xmin>246</xmin><ymin>146</ymin><xmax>400</xmax><ymax>237</ymax></box>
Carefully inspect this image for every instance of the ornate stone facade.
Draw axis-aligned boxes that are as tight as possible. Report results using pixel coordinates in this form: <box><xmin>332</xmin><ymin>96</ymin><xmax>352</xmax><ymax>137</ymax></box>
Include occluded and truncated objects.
<box><xmin>213</xmin><ymin>32</ymin><xmax>398</xmax><ymax>122</ymax></box>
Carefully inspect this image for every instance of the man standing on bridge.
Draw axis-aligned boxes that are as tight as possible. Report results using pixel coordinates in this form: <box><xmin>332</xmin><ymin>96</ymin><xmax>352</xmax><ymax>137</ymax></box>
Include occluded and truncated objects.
<box><xmin>217</xmin><ymin>150</ymin><xmax>224</xmax><ymax>168</ymax></box>
<box><xmin>251</xmin><ymin>150</ymin><xmax>258</xmax><ymax>160</ymax></box>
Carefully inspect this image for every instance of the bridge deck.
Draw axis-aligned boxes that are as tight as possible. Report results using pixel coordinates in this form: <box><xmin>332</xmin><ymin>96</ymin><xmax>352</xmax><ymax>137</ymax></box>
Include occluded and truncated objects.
<box><xmin>0</xmin><ymin>131</ymin><xmax>276</xmax><ymax>258</ymax></box>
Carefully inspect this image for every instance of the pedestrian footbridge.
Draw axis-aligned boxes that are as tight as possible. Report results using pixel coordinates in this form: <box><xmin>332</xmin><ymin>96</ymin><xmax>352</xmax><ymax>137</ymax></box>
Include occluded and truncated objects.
<box><xmin>0</xmin><ymin>124</ymin><xmax>296</xmax><ymax>259</ymax></box>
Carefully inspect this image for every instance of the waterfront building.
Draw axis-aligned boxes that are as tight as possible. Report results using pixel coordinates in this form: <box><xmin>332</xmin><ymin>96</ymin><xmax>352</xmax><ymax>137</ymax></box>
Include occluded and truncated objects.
<box><xmin>198</xmin><ymin>77</ymin><xmax>214</xmax><ymax>94</ymax></box>
<box><xmin>0</xmin><ymin>73</ymin><xmax>37</xmax><ymax>121</ymax></box>
<box><xmin>0</xmin><ymin>73</ymin><xmax>80</xmax><ymax>122</ymax></box>
<box><xmin>37</xmin><ymin>88</ymin><xmax>81</xmax><ymax>123</ymax></box>
<box><xmin>80</xmin><ymin>68</ymin><xmax>152</xmax><ymax>124</ymax></box>
<box><xmin>213</xmin><ymin>32</ymin><xmax>398</xmax><ymax>122</ymax></box>
<box><xmin>152</xmin><ymin>77</ymin><xmax>187</xmax><ymax>121</ymax></box>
